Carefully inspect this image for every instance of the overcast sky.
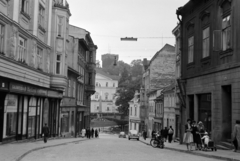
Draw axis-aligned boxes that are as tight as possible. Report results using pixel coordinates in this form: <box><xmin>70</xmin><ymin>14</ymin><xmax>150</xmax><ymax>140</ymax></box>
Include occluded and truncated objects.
<box><xmin>67</xmin><ymin>0</ymin><xmax>189</xmax><ymax>64</ymax></box>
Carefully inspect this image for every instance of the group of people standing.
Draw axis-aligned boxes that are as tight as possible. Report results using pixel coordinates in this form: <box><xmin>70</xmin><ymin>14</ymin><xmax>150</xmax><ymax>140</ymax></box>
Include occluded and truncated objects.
<box><xmin>184</xmin><ymin>119</ymin><xmax>206</xmax><ymax>151</ymax></box>
<box><xmin>144</xmin><ymin>126</ymin><xmax>174</xmax><ymax>143</ymax></box>
<box><xmin>85</xmin><ymin>128</ymin><xmax>99</xmax><ymax>139</ymax></box>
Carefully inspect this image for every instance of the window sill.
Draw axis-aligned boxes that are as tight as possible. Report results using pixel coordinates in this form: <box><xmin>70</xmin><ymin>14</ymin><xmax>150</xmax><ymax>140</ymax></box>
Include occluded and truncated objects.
<box><xmin>200</xmin><ymin>56</ymin><xmax>210</xmax><ymax>62</ymax></box>
<box><xmin>38</xmin><ymin>24</ymin><xmax>46</xmax><ymax>33</ymax></box>
<box><xmin>219</xmin><ymin>48</ymin><xmax>233</xmax><ymax>57</ymax></box>
<box><xmin>186</xmin><ymin>62</ymin><xmax>195</xmax><ymax>69</ymax></box>
<box><xmin>21</xmin><ymin>10</ymin><xmax>31</xmax><ymax>20</ymax></box>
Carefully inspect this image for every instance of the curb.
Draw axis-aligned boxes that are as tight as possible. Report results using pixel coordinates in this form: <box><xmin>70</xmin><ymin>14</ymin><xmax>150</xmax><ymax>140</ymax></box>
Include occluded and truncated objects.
<box><xmin>16</xmin><ymin>138</ymin><xmax>89</xmax><ymax>161</ymax></box>
<box><xmin>139</xmin><ymin>140</ymin><xmax>240</xmax><ymax>161</ymax></box>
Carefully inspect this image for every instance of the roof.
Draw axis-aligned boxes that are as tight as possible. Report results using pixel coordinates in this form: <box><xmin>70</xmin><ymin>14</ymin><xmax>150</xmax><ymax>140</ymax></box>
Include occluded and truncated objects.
<box><xmin>162</xmin><ymin>83</ymin><xmax>175</xmax><ymax>93</ymax></box>
<box><xmin>176</xmin><ymin>0</ymin><xmax>202</xmax><ymax>16</ymax></box>
<box><xmin>96</xmin><ymin>68</ymin><xmax>120</xmax><ymax>81</ymax></box>
<box><xmin>149</xmin><ymin>44</ymin><xmax>175</xmax><ymax>66</ymax></box>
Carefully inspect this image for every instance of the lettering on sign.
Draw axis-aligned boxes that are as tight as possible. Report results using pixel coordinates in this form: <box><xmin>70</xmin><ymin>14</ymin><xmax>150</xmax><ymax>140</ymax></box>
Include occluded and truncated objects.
<box><xmin>7</xmin><ymin>99</ymin><xmax>16</xmax><ymax>106</ymax></box>
<box><xmin>2</xmin><ymin>82</ymin><xmax>5</xmax><ymax>88</ymax></box>
<box><xmin>37</xmin><ymin>89</ymin><xmax>47</xmax><ymax>95</ymax></box>
<box><xmin>11</xmin><ymin>84</ymin><xmax>26</xmax><ymax>91</ymax></box>
<box><xmin>27</xmin><ymin>86</ymin><xmax>37</xmax><ymax>93</ymax></box>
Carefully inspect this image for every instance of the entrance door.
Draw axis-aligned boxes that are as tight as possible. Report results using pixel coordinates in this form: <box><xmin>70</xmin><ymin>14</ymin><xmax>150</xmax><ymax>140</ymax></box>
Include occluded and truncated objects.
<box><xmin>0</xmin><ymin>93</ymin><xmax>6</xmax><ymax>142</ymax></box>
<box><xmin>222</xmin><ymin>85</ymin><xmax>232</xmax><ymax>140</ymax></box>
<box><xmin>198</xmin><ymin>94</ymin><xmax>212</xmax><ymax>135</ymax></box>
<box><xmin>188</xmin><ymin>95</ymin><xmax>194</xmax><ymax>120</ymax></box>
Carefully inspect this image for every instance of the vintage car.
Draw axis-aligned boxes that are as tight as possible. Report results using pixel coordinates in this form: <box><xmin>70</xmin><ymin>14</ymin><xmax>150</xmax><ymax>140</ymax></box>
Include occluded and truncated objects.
<box><xmin>119</xmin><ymin>131</ymin><xmax>127</xmax><ymax>138</ymax></box>
<box><xmin>128</xmin><ymin>130</ymin><xmax>139</xmax><ymax>141</ymax></box>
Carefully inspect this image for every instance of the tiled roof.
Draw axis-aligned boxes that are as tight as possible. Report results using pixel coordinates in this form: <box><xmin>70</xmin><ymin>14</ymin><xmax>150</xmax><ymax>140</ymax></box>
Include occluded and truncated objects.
<box><xmin>96</xmin><ymin>68</ymin><xmax>120</xmax><ymax>81</ymax></box>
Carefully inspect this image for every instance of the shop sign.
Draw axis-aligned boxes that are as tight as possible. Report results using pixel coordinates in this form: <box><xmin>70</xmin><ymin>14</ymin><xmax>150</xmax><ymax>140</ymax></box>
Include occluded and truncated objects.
<box><xmin>37</xmin><ymin>89</ymin><xmax>48</xmax><ymax>96</ymax></box>
<box><xmin>27</xmin><ymin>86</ymin><xmax>37</xmax><ymax>94</ymax></box>
<box><xmin>130</xmin><ymin>119</ymin><xmax>141</xmax><ymax>123</ymax></box>
<box><xmin>7</xmin><ymin>99</ymin><xmax>16</xmax><ymax>106</ymax></box>
<box><xmin>48</xmin><ymin>90</ymin><xmax>62</xmax><ymax>98</ymax></box>
<box><xmin>10</xmin><ymin>83</ymin><xmax>26</xmax><ymax>92</ymax></box>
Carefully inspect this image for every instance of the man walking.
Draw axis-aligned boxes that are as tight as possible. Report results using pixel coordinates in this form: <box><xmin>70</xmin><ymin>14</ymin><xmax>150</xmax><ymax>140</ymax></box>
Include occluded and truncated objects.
<box><xmin>168</xmin><ymin>126</ymin><xmax>174</xmax><ymax>143</ymax></box>
<box><xmin>42</xmin><ymin>123</ymin><xmax>50</xmax><ymax>143</ymax></box>
<box><xmin>91</xmin><ymin>128</ymin><xmax>94</xmax><ymax>138</ymax></box>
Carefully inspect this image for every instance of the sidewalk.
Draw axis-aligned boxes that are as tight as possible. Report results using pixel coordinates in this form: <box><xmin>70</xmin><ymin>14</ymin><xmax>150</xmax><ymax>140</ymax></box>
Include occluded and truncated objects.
<box><xmin>0</xmin><ymin>137</ymin><xmax>88</xmax><ymax>161</ymax></box>
<box><xmin>139</xmin><ymin>137</ymin><xmax>240</xmax><ymax>161</ymax></box>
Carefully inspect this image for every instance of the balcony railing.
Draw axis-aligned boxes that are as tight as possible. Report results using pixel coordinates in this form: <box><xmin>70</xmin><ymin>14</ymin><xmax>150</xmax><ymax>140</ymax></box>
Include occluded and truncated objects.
<box><xmin>85</xmin><ymin>84</ymin><xmax>95</xmax><ymax>94</ymax></box>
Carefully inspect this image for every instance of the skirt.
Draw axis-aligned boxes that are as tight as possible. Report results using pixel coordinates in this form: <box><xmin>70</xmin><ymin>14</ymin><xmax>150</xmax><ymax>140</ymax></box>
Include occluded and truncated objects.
<box><xmin>183</xmin><ymin>132</ymin><xmax>193</xmax><ymax>144</ymax></box>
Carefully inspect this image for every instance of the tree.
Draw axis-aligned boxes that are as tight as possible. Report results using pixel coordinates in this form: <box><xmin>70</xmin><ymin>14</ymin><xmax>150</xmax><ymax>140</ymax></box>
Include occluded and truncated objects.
<box><xmin>130</xmin><ymin>59</ymin><xmax>143</xmax><ymax>77</ymax></box>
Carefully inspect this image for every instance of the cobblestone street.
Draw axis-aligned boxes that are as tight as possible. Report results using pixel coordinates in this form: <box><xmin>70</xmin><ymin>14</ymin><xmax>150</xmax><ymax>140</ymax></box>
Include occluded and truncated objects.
<box><xmin>20</xmin><ymin>134</ymin><xmax>220</xmax><ymax>161</ymax></box>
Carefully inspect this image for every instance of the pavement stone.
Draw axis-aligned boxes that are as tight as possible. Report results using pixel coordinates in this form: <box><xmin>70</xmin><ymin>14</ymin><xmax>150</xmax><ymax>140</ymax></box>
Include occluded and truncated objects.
<box><xmin>139</xmin><ymin>137</ymin><xmax>240</xmax><ymax>161</ymax></box>
<box><xmin>0</xmin><ymin>136</ymin><xmax>88</xmax><ymax>161</ymax></box>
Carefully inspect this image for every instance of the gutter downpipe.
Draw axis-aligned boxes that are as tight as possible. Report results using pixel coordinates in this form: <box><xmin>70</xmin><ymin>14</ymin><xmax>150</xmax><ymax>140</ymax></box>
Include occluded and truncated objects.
<box><xmin>177</xmin><ymin>10</ymin><xmax>184</xmax><ymax>144</ymax></box>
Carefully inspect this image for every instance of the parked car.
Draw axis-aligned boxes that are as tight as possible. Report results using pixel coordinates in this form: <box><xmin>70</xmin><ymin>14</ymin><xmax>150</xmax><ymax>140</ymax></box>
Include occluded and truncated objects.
<box><xmin>128</xmin><ymin>130</ymin><xmax>139</xmax><ymax>141</ymax></box>
<box><xmin>119</xmin><ymin>131</ymin><xmax>127</xmax><ymax>138</ymax></box>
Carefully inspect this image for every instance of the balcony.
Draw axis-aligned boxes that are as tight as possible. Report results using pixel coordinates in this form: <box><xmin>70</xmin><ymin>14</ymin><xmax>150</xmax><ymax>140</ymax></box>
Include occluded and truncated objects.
<box><xmin>50</xmin><ymin>75</ymin><xmax>68</xmax><ymax>90</ymax></box>
<box><xmin>86</xmin><ymin>62</ymin><xmax>96</xmax><ymax>72</ymax></box>
<box><xmin>85</xmin><ymin>84</ymin><xmax>95</xmax><ymax>94</ymax></box>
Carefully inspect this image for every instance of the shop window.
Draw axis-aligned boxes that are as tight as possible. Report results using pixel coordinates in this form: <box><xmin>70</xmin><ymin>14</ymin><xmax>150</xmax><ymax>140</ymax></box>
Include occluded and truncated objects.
<box><xmin>188</xmin><ymin>36</ymin><xmax>194</xmax><ymax>63</ymax></box>
<box><xmin>18</xmin><ymin>36</ymin><xmax>27</xmax><ymax>63</ymax></box>
<box><xmin>0</xmin><ymin>24</ymin><xmax>5</xmax><ymax>54</ymax></box>
<box><xmin>28</xmin><ymin>97</ymin><xmax>37</xmax><ymax>138</ymax></box>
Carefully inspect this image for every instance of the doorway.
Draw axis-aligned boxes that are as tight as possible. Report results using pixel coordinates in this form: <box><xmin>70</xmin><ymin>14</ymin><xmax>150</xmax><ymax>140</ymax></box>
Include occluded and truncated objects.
<box><xmin>0</xmin><ymin>92</ymin><xmax>6</xmax><ymax>142</ymax></box>
<box><xmin>222</xmin><ymin>85</ymin><xmax>232</xmax><ymax>140</ymax></box>
<box><xmin>198</xmin><ymin>94</ymin><xmax>212</xmax><ymax>135</ymax></box>
<box><xmin>188</xmin><ymin>95</ymin><xmax>194</xmax><ymax>120</ymax></box>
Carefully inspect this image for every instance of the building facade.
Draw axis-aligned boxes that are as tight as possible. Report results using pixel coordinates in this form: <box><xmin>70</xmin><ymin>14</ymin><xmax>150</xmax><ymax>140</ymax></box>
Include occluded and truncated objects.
<box><xmin>90</xmin><ymin>68</ymin><xmax>119</xmax><ymax>117</ymax></box>
<box><xmin>154</xmin><ymin>92</ymin><xmax>164</xmax><ymax>132</ymax></box>
<box><xmin>129</xmin><ymin>91</ymin><xmax>141</xmax><ymax>133</ymax></box>
<box><xmin>176</xmin><ymin>0</ymin><xmax>240</xmax><ymax>142</ymax></box>
<box><xmin>141</xmin><ymin>44</ymin><xmax>176</xmax><ymax>137</ymax></box>
<box><xmin>101</xmin><ymin>54</ymin><xmax>119</xmax><ymax>68</ymax></box>
<box><xmin>60</xmin><ymin>25</ymin><xmax>97</xmax><ymax>137</ymax></box>
<box><xmin>0</xmin><ymin>0</ymin><xmax>69</xmax><ymax>143</ymax></box>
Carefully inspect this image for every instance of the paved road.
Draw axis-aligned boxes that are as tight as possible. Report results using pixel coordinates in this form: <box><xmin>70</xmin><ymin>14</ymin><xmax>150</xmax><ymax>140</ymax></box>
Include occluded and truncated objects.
<box><xmin>22</xmin><ymin>134</ymin><xmax>219</xmax><ymax>161</ymax></box>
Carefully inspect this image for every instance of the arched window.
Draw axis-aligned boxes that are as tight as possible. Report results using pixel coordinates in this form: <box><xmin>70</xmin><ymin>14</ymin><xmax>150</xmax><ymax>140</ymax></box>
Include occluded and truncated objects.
<box><xmin>106</xmin><ymin>82</ymin><xmax>108</xmax><ymax>87</ymax></box>
<box><xmin>105</xmin><ymin>93</ymin><xmax>109</xmax><ymax>100</ymax></box>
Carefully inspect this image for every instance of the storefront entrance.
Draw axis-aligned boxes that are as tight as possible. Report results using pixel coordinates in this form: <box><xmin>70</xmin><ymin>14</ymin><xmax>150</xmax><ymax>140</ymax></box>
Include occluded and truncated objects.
<box><xmin>198</xmin><ymin>94</ymin><xmax>212</xmax><ymax>135</ymax></box>
<box><xmin>222</xmin><ymin>85</ymin><xmax>232</xmax><ymax>140</ymax></box>
<box><xmin>0</xmin><ymin>92</ymin><xmax>6</xmax><ymax>142</ymax></box>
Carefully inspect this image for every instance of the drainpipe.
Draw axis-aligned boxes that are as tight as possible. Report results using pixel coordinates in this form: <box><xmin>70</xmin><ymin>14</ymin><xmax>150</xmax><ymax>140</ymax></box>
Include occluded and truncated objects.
<box><xmin>177</xmin><ymin>9</ymin><xmax>184</xmax><ymax>144</ymax></box>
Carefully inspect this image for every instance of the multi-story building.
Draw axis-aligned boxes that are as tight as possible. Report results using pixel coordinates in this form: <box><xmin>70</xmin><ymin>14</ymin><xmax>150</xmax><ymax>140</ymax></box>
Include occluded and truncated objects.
<box><xmin>128</xmin><ymin>91</ymin><xmax>140</xmax><ymax>133</ymax></box>
<box><xmin>60</xmin><ymin>25</ymin><xmax>97</xmax><ymax>137</ymax></box>
<box><xmin>90</xmin><ymin>68</ymin><xmax>119</xmax><ymax>117</ymax></box>
<box><xmin>162</xmin><ymin>84</ymin><xmax>178</xmax><ymax>138</ymax></box>
<box><xmin>0</xmin><ymin>0</ymin><xmax>69</xmax><ymax>143</ymax></box>
<box><xmin>154</xmin><ymin>94</ymin><xmax>164</xmax><ymax>132</ymax></box>
<box><xmin>172</xmin><ymin>24</ymin><xmax>181</xmax><ymax>140</ymax></box>
<box><xmin>141</xmin><ymin>44</ymin><xmax>176</xmax><ymax>137</ymax></box>
<box><xmin>176</xmin><ymin>0</ymin><xmax>240</xmax><ymax>143</ymax></box>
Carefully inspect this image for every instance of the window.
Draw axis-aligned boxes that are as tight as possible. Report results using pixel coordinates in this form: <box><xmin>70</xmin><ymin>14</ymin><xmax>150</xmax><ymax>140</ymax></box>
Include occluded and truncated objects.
<box><xmin>130</xmin><ymin>107</ymin><xmax>132</xmax><ymax>115</ymax></box>
<box><xmin>107</xmin><ymin>107</ymin><xmax>109</xmax><ymax>111</ymax></box>
<box><xmin>202</xmin><ymin>27</ymin><xmax>210</xmax><ymax>58</ymax></box>
<box><xmin>188</xmin><ymin>36</ymin><xmax>194</xmax><ymax>63</ymax></box>
<box><xmin>135</xmin><ymin>106</ymin><xmax>137</xmax><ymax>116</ymax></box>
<box><xmin>95</xmin><ymin>94</ymin><xmax>98</xmax><ymax>99</ymax></box>
<box><xmin>18</xmin><ymin>37</ymin><xmax>26</xmax><ymax>62</ymax></box>
<box><xmin>96</xmin><ymin>82</ymin><xmax>98</xmax><ymax>87</ymax></box>
<box><xmin>0</xmin><ymin>24</ymin><xmax>4</xmax><ymax>54</ymax></box>
<box><xmin>105</xmin><ymin>93</ymin><xmax>108</xmax><ymax>100</ymax></box>
<box><xmin>106</xmin><ymin>82</ymin><xmax>108</xmax><ymax>87</ymax></box>
<box><xmin>113</xmin><ymin>83</ymin><xmax>115</xmax><ymax>87</ymax></box>
<box><xmin>88</xmin><ymin>73</ymin><xmax>92</xmax><ymax>85</ymax></box>
<box><xmin>57</xmin><ymin>16</ymin><xmax>63</xmax><ymax>37</ymax></box>
<box><xmin>56</xmin><ymin>54</ymin><xmax>61</xmax><ymax>74</ymax></box>
<box><xmin>222</xmin><ymin>15</ymin><xmax>231</xmax><ymax>51</ymax></box>
<box><xmin>46</xmin><ymin>54</ymin><xmax>50</xmax><ymax>73</ymax></box>
<box><xmin>37</xmin><ymin>47</ymin><xmax>43</xmax><ymax>69</ymax></box>
<box><xmin>68</xmin><ymin>79</ymin><xmax>71</xmax><ymax>97</ymax></box>
<box><xmin>73</xmin><ymin>81</ymin><xmax>76</xmax><ymax>98</ymax></box>
<box><xmin>38</xmin><ymin>4</ymin><xmax>45</xmax><ymax>28</ymax></box>
<box><xmin>21</xmin><ymin>0</ymin><xmax>29</xmax><ymax>14</ymax></box>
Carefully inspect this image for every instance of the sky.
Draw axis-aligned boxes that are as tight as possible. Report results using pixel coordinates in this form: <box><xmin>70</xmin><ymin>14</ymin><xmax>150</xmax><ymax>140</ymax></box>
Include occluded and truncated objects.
<box><xmin>67</xmin><ymin>0</ymin><xmax>189</xmax><ymax>64</ymax></box>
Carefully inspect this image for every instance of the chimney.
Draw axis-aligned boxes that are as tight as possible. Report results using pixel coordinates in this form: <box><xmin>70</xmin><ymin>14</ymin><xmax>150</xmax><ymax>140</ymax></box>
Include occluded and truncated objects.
<box><xmin>143</xmin><ymin>58</ymin><xmax>148</xmax><ymax>70</ymax></box>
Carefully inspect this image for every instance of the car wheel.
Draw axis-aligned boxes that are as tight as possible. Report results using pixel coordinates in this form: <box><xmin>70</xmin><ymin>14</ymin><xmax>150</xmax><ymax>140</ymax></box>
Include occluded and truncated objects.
<box><xmin>129</xmin><ymin>138</ymin><xmax>130</xmax><ymax>140</ymax></box>
<box><xmin>137</xmin><ymin>138</ymin><xmax>139</xmax><ymax>141</ymax></box>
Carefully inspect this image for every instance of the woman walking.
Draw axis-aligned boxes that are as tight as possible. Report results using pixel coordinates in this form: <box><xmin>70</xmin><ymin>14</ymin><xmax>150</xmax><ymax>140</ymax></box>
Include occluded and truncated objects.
<box><xmin>233</xmin><ymin>120</ymin><xmax>240</xmax><ymax>152</ymax></box>
<box><xmin>184</xmin><ymin>119</ymin><xmax>193</xmax><ymax>150</ymax></box>
<box><xmin>191</xmin><ymin>121</ymin><xmax>201</xmax><ymax>150</ymax></box>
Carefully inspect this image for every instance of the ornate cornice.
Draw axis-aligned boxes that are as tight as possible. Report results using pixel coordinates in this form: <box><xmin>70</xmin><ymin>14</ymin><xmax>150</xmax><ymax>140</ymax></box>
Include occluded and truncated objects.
<box><xmin>199</xmin><ymin>10</ymin><xmax>210</xmax><ymax>20</ymax></box>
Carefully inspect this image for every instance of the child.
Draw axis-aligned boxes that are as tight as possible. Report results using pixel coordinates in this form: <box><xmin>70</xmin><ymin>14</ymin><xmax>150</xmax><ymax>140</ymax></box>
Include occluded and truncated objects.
<box><xmin>201</xmin><ymin>132</ymin><xmax>210</xmax><ymax>149</ymax></box>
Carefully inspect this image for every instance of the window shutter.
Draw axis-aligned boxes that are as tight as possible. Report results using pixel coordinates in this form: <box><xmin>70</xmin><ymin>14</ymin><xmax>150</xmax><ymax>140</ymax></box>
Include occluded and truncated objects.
<box><xmin>213</xmin><ymin>30</ymin><xmax>222</xmax><ymax>51</ymax></box>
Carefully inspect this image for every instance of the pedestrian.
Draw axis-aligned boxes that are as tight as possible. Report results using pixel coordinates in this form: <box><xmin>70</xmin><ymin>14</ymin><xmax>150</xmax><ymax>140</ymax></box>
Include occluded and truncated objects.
<box><xmin>163</xmin><ymin>127</ymin><xmax>168</xmax><ymax>142</ymax></box>
<box><xmin>191</xmin><ymin>121</ymin><xmax>201</xmax><ymax>150</ymax></box>
<box><xmin>151</xmin><ymin>129</ymin><xmax>156</xmax><ymax>138</ymax></box>
<box><xmin>95</xmin><ymin>129</ymin><xmax>98</xmax><ymax>138</ymax></box>
<box><xmin>86</xmin><ymin>128</ymin><xmax>90</xmax><ymax>139</ymax></box>
<box><xmin>42</xmin><ymin>123</ymin><xmax>50</xmax><ymax>143</ymax></box>
<box><xmin>143</xmin><ymin>129</ymin><xmax>147</xmax><ymax>140</ymax></box>
<box><xmin>232</xmin><ymin>120</ymin><xmax>240</xmax><ymax>152</ymax></box>
<box><xmin>183</xmin><ymin>119</ymin><xmax>193</xmax><ymax>151</ymax></box>
<box><xmin>168</xmin><ymin>126</ymin><xmax>174</xmax><ymax>143</ymax></box>
<box><xmin>91</xmin><ymin>128</ymin><xmax>94</xmax><ymax>138</ymax></box>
